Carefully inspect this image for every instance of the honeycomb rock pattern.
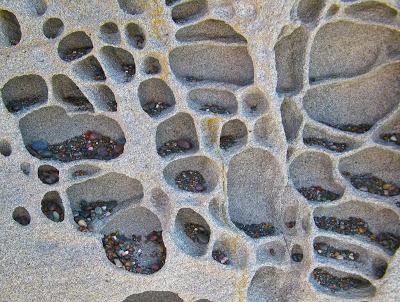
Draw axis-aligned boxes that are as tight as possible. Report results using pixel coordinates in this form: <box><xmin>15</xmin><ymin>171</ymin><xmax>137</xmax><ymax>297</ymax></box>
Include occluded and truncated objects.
<box><xmin>0</xmin><ymin>0</ymin><xmax>400</xmax><ymax>301</ymax></box>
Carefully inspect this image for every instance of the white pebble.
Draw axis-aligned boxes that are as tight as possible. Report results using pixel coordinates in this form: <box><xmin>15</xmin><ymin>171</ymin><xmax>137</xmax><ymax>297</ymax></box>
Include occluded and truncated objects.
<box><xmin>102</xmin><ymin>206</ymin><xmax>107</xmax><ymax>210</ymax></box>
<box><xmin>78</xmin><ymin>220</ymin><xmax>87</xmax><ymax>227</ymax></box>
<box><xmin>114</xmin><ymin>259</ymin><xmax>123</xmax><ymax>268</ymax></box>
<box><xmin>390</xmin><ymin>135</ymin><xmax>397</xmax><ymax>142</ymax></box>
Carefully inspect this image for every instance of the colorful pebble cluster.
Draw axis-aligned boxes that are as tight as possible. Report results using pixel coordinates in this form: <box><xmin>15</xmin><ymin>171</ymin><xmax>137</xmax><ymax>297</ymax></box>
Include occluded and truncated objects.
<box><xmin>27</xmin><ymin>131</ymin><xmax>125</xmax><ymax>162</ymax></box>
<box><xmin>314</xmin><ymin>216</ymin><xmax>400</xmax><ymax>254</ymax></box>
<box><xmin>175</xmin><ymin>170</ymin><xmax>206</xmax><ymax>193</ymax></box>
<box><xmin>102</xmin><ymin>231</ymin><xmax>166</xmax><ymax>274</ymax></box>
<box><xmin>233</xmin><ymin>222</ymin><xmax>275</xmax><ymax>239</ymax></box>
<box><xmin>303</xmin><ymin>137</ymin><xmax>347</xmax><ymax>152</ymax></box>
<box><xmin>298</xmin><ymin>186</ymin><xmax>341</xmax><ymax>202</ymax></box>
<box><xmin>342</xmin><ymin>172</ymin><xmax>400</xmax><ymax>197</ymax></box>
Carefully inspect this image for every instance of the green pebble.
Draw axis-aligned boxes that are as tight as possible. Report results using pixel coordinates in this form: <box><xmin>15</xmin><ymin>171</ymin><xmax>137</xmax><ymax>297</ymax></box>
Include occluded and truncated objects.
<box><xmin>95</xmin><ymin>207</ymin><xmax>103</xmax><ymax>216</ymax></box>
<box><xmin>52</xmin><ymin>211</ymin><xmax>60</xmax><ymax>222</ymax></box>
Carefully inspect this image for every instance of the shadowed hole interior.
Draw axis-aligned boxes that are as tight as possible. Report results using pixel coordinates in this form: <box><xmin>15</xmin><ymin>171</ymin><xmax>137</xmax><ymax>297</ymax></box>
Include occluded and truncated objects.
<box><xmin>156</xmin><ymin>112</ymin><xmax>198</xmax><ymax>157</ymax></box>
<box><xmin>58</xmin><ymin>31</ymin><xmax>93</xmax><ymax>62</ymax></box>
<box><xmin>139</xmin><ymin>78</ymin><xmax>175</xmax><ymax>117</ymax></box>
<box><xmin>1</xmin><ymin>74</ymin><xmax>48</xmax><ymax>113</ymax></box>
<box><xmin>100</xmin><ymin>46</ymin><xmax>136</xmax><ymax>83</ymax></box>
<box><xmin>72</xmin><ymin>56</ymin><xmax>106</xmax><ymax>82</ymax></box>
<box><xmin>52</xmin><ymin>74</ymin><xmax>93</xmax><ymax>112</ymax></box>
<box><xmin>219</xmin><ymin>119</ymin><xmax>247</xmax><ymax>151</ymax></box>
<box><xmin>0</xmin><ymin>10</ymin><xmax>21</xmax><ymax>47</ymax></box>
<box><xmin>87</xmin><ymin>85</ymin><xmax>118</xmax><ymax>112</ymax></box>
<box><xmin>99</xmin><ymin>22</ymin><xmax>120</xmax><ymax>44</ymax></box>
<box><xmin>142</xmin><ymin>56</ymin><xmax>161</xmax><ymax>75</ymax></box>
<box><xmin>43</xmin><ymin>18</ymin><xmax>64</xmax><ymax>39</ymax></box>
<box><xmin>344</xmin><ymin>1</ymin><xmax>398</xmax><ymax>24</ymax></box>
<box><xmin>12</xmin><ymin>207</ymin><xmax>31</xmax><ymax>226</ymax></box>
<box><xmin>242</xmin><ymin>88</ymin><xmax>269</xmax><ymax>117</ymax></box>
<box><xmin>297</xmin><ymin>0</ymin><xmax>326</xmax><ymax>23</ymax></box>
<box><xmin>174</xmin><ymin>208</ymin><xmax>211</xmax><ymax>257</ymax></box>
<box><xmin>123</xmin><ymin>291</ymin><xmax>183</xmax><ymax>302</ymax></box>
<box><xmin>188</xmin><ymin>88</ymin><xmax>237</xmax><ymax>115</ymax></box>
<box><xmin>38</xmin><ymin>164</ymin><xmax>59</xmax><ymax>185</ymax></box>
<box><xmin>126</xmin><ymin>23</ymin><xmax>146</xmax><ymax>49</ymax></box>
<box><xmin>117</xmin><ymin>0</ymin><xmax>146</xmax><ymax>15</ymax></box>
<box><xmin>281</xmin><ymin>98</ymin><xmax>303</xmax><ymax>143</ymax></box>
<box><xmin>31</xmin><ymin>0</ymin><xmax>47</xmax><ymax>15</ymax></box>
<box><xmin>212</xmin><ymin>237</ymin><xmax>248</xmax><ymax>268</ymax></box>
<box><xmin>171</xmin><ymin>0</ymin><xmax>207</xmax><ymax>24</ymax></box>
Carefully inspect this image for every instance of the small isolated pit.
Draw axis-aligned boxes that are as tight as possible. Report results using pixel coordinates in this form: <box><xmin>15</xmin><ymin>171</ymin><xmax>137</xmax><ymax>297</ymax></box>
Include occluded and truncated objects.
<box><xmin>142</xmin><ymin>56</ymin><xmax>161</xmax><ymax>75</ymax></box>
<box><xmin>174</xmin><ymin>208</ymin><xmax>211</xmax><ymax>257</ymax></box>
<box><xmin>58</xmin><ymin>31</ymin><xmax>93</xmax><ymax>62</ymax></box>
<box><xmin>20</xmin><ymin>162</ymin><xmax>31</xmax><ymax>175</ymax></box>
<box><xmin>101</xmin><ymin>207</ymin><xmax>166</xmax><ymax>275</ymax></box>
<box><xmin>38</xmin><ymin>165</ymin><xmax>59</xmax><ymax>185</ymax></box>
<box><xmin>256</xmin><ymin>241</ymin><xmax>287</xmax><ymax>264</ymax></box>
<box><xmin>156</xmin><ymin>112</ymin><xmax>198</xmax><ymax>157</ymax></box>
<box><xmin>52</xmin><ymin>74</ymin><xmax>93</xmax><ymax>112</ymax></box>
<box><xmin>0</xmin><ymin>139</ymin><xmax>11</xmax><ymax>157</ymax></box>
<box><xmin>31</xmin><ymin>0</ymin><xmax>47</xmax><ymax>16</ymax></box>
<box><xmin>297</xmin><ymin>0</ymin><xmax>326</xmax><ymax>23</ymax></box>
<box><xmin>99</xmin><ymin>22</ymin><xmax>120</xmax><ymax>45</ymax></box>
<box><xmin>289</xmin><ymin>151</ymin><xmax>344</xmax><ymax>202</ymax></box>
<box><xmin>126</xmin><ymin>23</ymin><xmax>146</xmax><ymax>49</ymax></box>
<box><xmin>188</xmin><ymin>88</ymin><xmax>237</xmax><ymax>115</ymax></box>
<box><xmin>219</xmin><ymin>119</ymin><xmax>247</xmax><ymax>152</ymax></box>
<box><xmin>0</xmin><ymin>10</ymin><xmax>21</xmax><ymax>47</ymax></box>
<box><xmin>41</xmin><ymin>191</ymin><xmax>64</xmax><ymax>222</ymax></box>
<box><xmin>12</xmin><ymin>207</ymin><xmax>31</xmax><ymax>226</ymax></box>
<box><xmin>99</xmin><ymin>46</ymin><xmax>136</xmax><ymax>83</ymax></box>
<box><xmin>139</xmin><ymin>78</ymin><xmax>176</xmax><ymax>117</ymax></box>
<box><xmin>291</xmin><ymin>244</ymin><xmax>304</xmax><ymax>263</ymax></box>
<box><xmin>2</xmin><ymin>75</ymin><xmax>48</xmax><ymax>113</ymax></box>
<box><xmin>163</xmin><ymin>156</ymin><xmax>220</xmax><ymax>193</ymax></box>
<box><xmin>67</xmin><ymin>173</ymin><xmax>143</xmax><ymax>232</ymax></box>
<box><xmin>242</xmin><ymin>88</ymin><xmax>269</xmax><ymax>117</ymax></box>
<box><xmin>43</xmin><ymin>18</ymin><xmax>64</xmax><ymax>39</ymax></box>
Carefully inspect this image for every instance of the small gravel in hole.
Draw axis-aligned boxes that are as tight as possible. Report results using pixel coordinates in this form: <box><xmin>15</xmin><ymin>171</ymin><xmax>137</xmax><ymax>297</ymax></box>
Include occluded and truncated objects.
<box><xmin>73</xmin><ymin>200</ymin><xmax>118</xmax><ymax>232</ymax></box>
<box><xmin>27</xmin><ymin>131</ymin><xmax>125</xmax><ymax>162</ymax></box>
<box><xmin>332</xmin><ymin>124</ymin><xmax>372</xmax><ymax>134</ymax></box>
<box><xmin>342</xmin><ymin>172</ymin><xmax>399</xmax><ymax>197</ymax></box>
<box><xmin>103</xmin><ymin>231</ymin><xmax>166</xmax><ymax>274</ymax></box>
<box><xmin>184</xmin><ymin>223</ymin><xmax>210</xmax><ymax>244</ymax></box>
<box><xmin>312</xmin><ymin>268</ymin><xmax>371</xmax><ymax>292</ymax></box>
<box><xmin>304</xmin><ymin>137</ymin><xmax>347</xmax><ymax>152</ymax></box>
<box><xmin>212</xmin><ymin>250</ymin><xmax>229</xmax><ymax>265</ymax></box>
<box><xmin>314</xmin><ymin>242</ymin><xmax>359</xmax><ymax>261</ymax></box>
<box><xmin>121</xmin><ymin>64</ymin><xmax>135</xmax><ymax>81</ymax></box>
<box><xmin>298</xmin><ymin>186</ymin><xmax>341</xmax><ymax>202</ymax></box>
<box><xmin>63</xmin><ymin>47</ymin><xmax>92</xmax><ymax>62</ymax></box>
<box><xmin>157</xmin><ymin>139</ymin><xmax>193</xmax><ymax>157</ymax></box>
<box><xmin>200</xmin><ymin>104</ymin><xmax>230</xmax><ymax>114</ymax></box>
<box><xmin>233</xmin><ymin>222</ymin><xmax>275</xmax><ymax>238</ymax></box>
<box><xmin>42</xmin><ymin>201</ymin><xmax>64</xmax><ymax>222</ymax></box>
<box><xmin>5</xmin><ymin>98</ymin><xmax>45</xmax><ymax>113</ymax></box>
<box><xmin>63</xmin><ymin>97</ymin><xmax>93</xmax><ymax>111</ymax></box>
<box><xmin>314</xmin><ymin>216</ymin><xmax>400</xmax><ymax>254</ymax></box>
<box><xmin>285</xmin><ymin>221</ymin><xmax>296</xmax><ymax>229</ymax></box>
<box><xmin>380</xmin><ymin>133</ymin><xmax>399</xmax><ymax>146</ymax></box>
<box><xmin>175</xmin><ymin>170</ymin><xmax>206</xmax><ymax>192</ymax></box>
<box><xmin>142</xmin><ymin>102</ymin><xmax>171</xmax><ymax>116</ymax></box>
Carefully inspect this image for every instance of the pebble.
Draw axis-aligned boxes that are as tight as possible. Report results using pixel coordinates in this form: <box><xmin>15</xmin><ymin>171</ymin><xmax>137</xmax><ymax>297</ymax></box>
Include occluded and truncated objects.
<box><xmin>342</xmin><ymin>172</ymin><xmax>400</xmax><ymax>197</ymax></box>
<box><xmin>114</xmin><ymin>259</ymin><xmax>123</xmax><ymax>268</ymax></box>
<box><xmin>175</xmin><ymin>170</ymin><xmax>206</xmax><ymax>193</ymax></box>
<box><xmin>95</xmin><ymin>207</ymin><xmax>103</xmax><ymax>216</ymax></box>
<box><xmin>78</xmin><ymin>219</ymin><xmax>87</xmax><ymax>227</ymax></box>
<box><xmin>38</xmin><ymin>165</ymin><xmax>59</xmax><ymax>185</ymax></box>
<box><xmin>31</xmin><ymin>140</ymin><xmax>49</xmax><ymax>151</ymax></box>
<box><xmin>74</xmin><ymin>200</ymin><xmax>117</xmax><ymax>231</ymax></box>
<box><xmin>157</xmin><ymin>139</ymin><xmax>193</xmax><ymax>157</ymax></box>
<box><xmin>298</xmin><ymin>186</ymin><xmax>341</xmax><ymax>202</ymax></box>
<box><xmin>233</xmin><ymin>222</ymin><xmax>275</xmax><ymax>238</ymax></box>
<box><xmin>303</xmin><ymin>137</ymin><xmax>347</xmax><ymax>152</ymax></box>
<box><xmin>184</xmin><ymin>223</ymin><xmax>210</xmax><ymax>244</ymax></box>
<box><xmin>212</xmin><ymin>250</ymin><xmax>230</xmax><ymax>265</ymax></box>
<box><xmin>291</xmin><ymin>253</ymin><xmax>303</xmax><ymax>262</ymax></box>
<box><xmin>52</xmin><ymin>211</ymin><xmax>60</xmax><ymax>222</ymax></box>
<box><xmin>381</xmin><ymin>133</ymin><xmax>400</xmax><ymax>146</ymax></box>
